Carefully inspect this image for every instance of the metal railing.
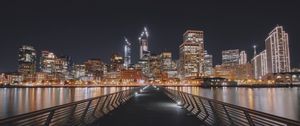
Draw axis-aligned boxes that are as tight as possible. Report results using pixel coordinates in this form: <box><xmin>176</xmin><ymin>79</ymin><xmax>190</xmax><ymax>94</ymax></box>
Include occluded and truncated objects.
<box><xmin>0</xmin><ymin>88</ymin><xmax>136</xmax><ymax>126</ymax></box>
<box><xmin>164</xmin><ymin>88</ymin><xmax>300</xmax><ymax>126</ymax></box>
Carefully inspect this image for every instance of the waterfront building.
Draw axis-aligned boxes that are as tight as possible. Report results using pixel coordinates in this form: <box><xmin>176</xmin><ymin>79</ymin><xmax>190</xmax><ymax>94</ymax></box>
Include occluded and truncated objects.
<box><xmin>18</xmin><ymin>45</ymin><xmax>37</xmax><ymax>75</ymax></box>
<box><xmin>222</xmin><ymin>49</ymin><xmax>240</xmax><ymax>66</ymax></box>
<box><xmin>179</xmin><ymin>30</ymin><xmax>205</xmax><ymax>79</ymax></box>
<box><xmin>239</xmin><ymin>50</ymin><xmax>247</xmax><ymax>65</ymax></box>
<box><xmin>120</xmin><ymin>69</ymin><xmax>143</xmax><ymax>84</ymax></box>
<box><xmin>251</xmin><ymin>50</ymin><xmax>268</xmax><ymax>79</ymax></box>
<box><xmin>265</xmin><ymin>25</ymin><xmax>290</xmax><ymax>73</ymax></box>
<box><xmin>204</xmin><ymin>50</ymin><xmax>213</xmax><ymax>76</ymax></box>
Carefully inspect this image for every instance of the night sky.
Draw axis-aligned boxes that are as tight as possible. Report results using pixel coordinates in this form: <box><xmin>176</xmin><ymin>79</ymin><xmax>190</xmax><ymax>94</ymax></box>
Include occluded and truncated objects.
<box><xmin>1</xmin><ymin>0</ymin><xmax>300</xmax><ymax>72</ymax></box>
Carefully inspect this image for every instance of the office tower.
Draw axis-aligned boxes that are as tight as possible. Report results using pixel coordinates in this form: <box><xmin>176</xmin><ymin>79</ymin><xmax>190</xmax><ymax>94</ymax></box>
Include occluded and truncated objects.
<box><xmin>139</xmin><ymin>27</ymin><xmax>150</xmax><ymax>59</ymax></box>
<box><xmin>222</xmin><ymin>49</ymin><xmax>240</xmax><ymax>66</ymax></box>
<box><xmin>72</xmin><ymin>64</ymin><xmax>86</xmax><ymax>79</ymax></box>
<box><xmin>204</xmin><ymin>50</ymin><xmax>213</xmax><ymax>76</ymax></box>
<box><xmin>265</xmin><ymin>26</ymin><xmax>290</xmax><ymax>73</ymax></box>
<box><xmin>40</xmin><ymin>51</ymin><xmax>57</xmax><ymax>73</ymax></box>
<box><xmin>149</xmin><ymin>54</ymin><xmax>161</xmax><ymax>79</ymax></box>
<box><xmin>124</xmin><ymin>37</ymin><xmax>131</xmax><ymax>68</ymax></box>
<box><xmin>160</xmin><ymin>52</ymin><xmax>172</xmax><ymax>71</ymax></box>
<box><xmin>251</xmin><ymin>50</ymin><xmax>268</xmax><ymax>79</ymax></box>
<box><xmin>239</xmin><ymin>50</ymin><xmax>247</xmax><ymax>65</ymax></box>
<box><xmin>179</xmin><ymin>30</ymin><xmax>205</xmax><ymax>78</ymax></box>
<box><xmin>18</xmin><ymin>45</ymin><xmax>37</xmax><ymax>75</ymax></box>
<box><xmin>54</xmin><ymin>56</ymin><xmax>71</xmax><ymax>79</ymax></box>
<box><xmin>110</xmin><ymin>53</ymin><xmax>124</xmax><ymax>72</ymax></box>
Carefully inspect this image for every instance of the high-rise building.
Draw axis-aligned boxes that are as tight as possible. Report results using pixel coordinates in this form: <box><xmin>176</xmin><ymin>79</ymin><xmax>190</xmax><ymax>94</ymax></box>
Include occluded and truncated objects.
<box><xmin>179</xmin><ymin>30</ymin><xmax>205</xmax><ymax>79</ymax></box>
<box><xmin>265</xmin><ymin>26</ymin><xmax>290</xmax><ymax>73</ymax></box>
<box><xmin>54</xmin><ymin>56</ymin><xmax>71</xmax><ymax>80</ymax></box>
<box><xmin>222</xmin><ymin>49</ymin><xmax>240</xmax><ymax>66</ymax></box>
<box><xmin>84</xmin><ymin>59</ymin><xmax>104</xmax><ymax>80</ymax></box>
<box><xmin>124</xmin><ymin>37</ymin><xmax>131</xmax><ymax>68</ymax></box>
<box><xmin>160</xmin><ymin>52</ymin><xmax>172</xmax><ymax>71</ymax></box>
<box><xmin>149</xmin><ymin>54</ymin><xmax>161</xmax><ymax>79</ymax></box>
<box><xmin>239</xmin><ymin>50</ymin><xmax>247</xmax><ymax>65</ymax></box>
<box><xmin>40</xmin><ymin>51</ymin><xmax>57</xmax><ymax>73</ymax></box>
<box><xmin>110</xmin><ymin>53</ymin><xmax>124</xmax><ymax>72</ymax></box>
<box><xmin>204</xmin><ymin>50</ymin><xmax>213</xmax><ymax>76</ymax></box>
<box><xmin>18</xmin><ymin>45</ymin><xmax>37</xmax><ymax>75</ymax></box>
<box><xmin>251</xmin><ymin>50</ymin><xmax>268</xmax><ymax>79</ymax></box>
<box><xmin>139</xmin><ymin>27</ymin><xmax>150</xmax><ymax>59</ymax></box>
<box><xmin>72</xmin><ymin>64</ymin><xmax>86</xmax><ymax>79</ymax></box>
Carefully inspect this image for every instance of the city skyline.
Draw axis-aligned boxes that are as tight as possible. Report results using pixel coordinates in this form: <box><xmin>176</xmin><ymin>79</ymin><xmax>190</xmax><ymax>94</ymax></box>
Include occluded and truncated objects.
<box><xmin>1</xmin><ymin>0</ymin><xmax>300</xmax><ymax>72</ymax></box>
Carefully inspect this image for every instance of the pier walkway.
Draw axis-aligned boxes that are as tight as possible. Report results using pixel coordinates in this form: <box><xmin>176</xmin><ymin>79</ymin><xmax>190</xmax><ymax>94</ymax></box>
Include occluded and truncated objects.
<box><xmin>95</xmin><ymin>86</ymin><xmax>203</xmax><ymax>126</ymax></box>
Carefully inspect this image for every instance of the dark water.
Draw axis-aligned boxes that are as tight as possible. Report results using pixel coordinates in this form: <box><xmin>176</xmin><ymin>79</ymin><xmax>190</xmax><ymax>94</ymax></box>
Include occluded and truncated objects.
<box><xmin>169</xmin><ymin>87</ymin><xmax>300</xmax><ymax>121</ymax></box>
<box><xmin>0</xmin><ymin>87</ymin><xmax>130</xmax><ymax>119</ymax></box>
<box><xmin>1</xmin><ymin>87</ymin><xmax>300</xmax><ymax>121</ymax></box>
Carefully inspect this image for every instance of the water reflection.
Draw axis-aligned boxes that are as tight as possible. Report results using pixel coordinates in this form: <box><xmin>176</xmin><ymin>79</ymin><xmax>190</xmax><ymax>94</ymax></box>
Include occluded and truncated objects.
<box><xmin>169</xmin><ymin>87</ymin><xmax>300</xmax><ymax>121</ymax></box>
<box><xmin>0</xmin><ymin>87</ymin><xmax>130</xmax><ymax>119</ymax></box>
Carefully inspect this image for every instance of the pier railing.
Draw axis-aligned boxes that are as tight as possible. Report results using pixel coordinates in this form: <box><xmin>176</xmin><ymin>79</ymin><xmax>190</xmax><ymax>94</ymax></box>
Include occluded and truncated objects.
<box><xmin>164</xmin><ymin>88</ymin><xmax>300</xmax><ymax>126</ymax></box>
<box><xmin>0</xmin><ymin>88</ymin><xmax>136</xmax><ymax>126</ymax></box>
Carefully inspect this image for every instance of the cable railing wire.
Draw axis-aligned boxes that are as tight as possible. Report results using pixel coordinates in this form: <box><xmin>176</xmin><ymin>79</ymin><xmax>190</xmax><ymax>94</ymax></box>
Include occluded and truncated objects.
<box><xmin>164</xmin><ymin>88</ymin><xmax>300</xmax><ymax>126</ymax></box>
<box><xmin>0</xmin><ymin>88</ymin><xmax>136</xmax><ymax>126</ymax></box>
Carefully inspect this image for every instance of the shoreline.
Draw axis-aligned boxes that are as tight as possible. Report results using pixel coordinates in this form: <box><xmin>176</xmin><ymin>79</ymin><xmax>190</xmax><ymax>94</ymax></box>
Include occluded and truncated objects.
<box><xmin>0</xmin><ymin>84</ymin><xmax>299</xmax><ymax>88</ymax></box>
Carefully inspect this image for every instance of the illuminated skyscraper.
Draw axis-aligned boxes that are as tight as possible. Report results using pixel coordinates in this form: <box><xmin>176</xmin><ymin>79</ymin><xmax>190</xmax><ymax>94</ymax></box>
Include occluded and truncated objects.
<box><xmin>160</xmin><ymin>52</ymin><xmax>172</xmax><ymax>71</ymax></box>
<box><xmin>251</xmin><ymin>50</ymin><xmax>268</xmax><ymax>79</ymax></box>
<box><xmin>139</xmin><ymin>27</ymin><xmax>150</xmax><ymax>59</ymax></box>
<box><xmin>54</xmin><ymin>56</ymin><xmax>71</xmax><ymax>79</ymax></box>
<box><xmin>222</xmin><ymin>49</ymin><xmax>240</xmax><ymax>66</ymax></box>
<box><xmin>18</xmin><ymin>45</ymin><xmax>37</xmax><ymax>75</ymax></box>
<box><xmin>124</xmin><ymin>37</ymin><xmax>131</xmax><ymax>68</ymax></box>
<box><xmin>204</xmin><ymin>50</ymin><xmax>213</xmax><ymax>76</ymax></box>
<box><xmin>40</xmin><ymin>51</ymin><xmax>57</xmax><ymax>73</ymax></box>
<box><xmin>239</xmin><ymin>50</ymin><xmax>247</xmax><ymax>65</ymax></box>
<box><xmin>265</xmin><ymin>26</ymin><xmax>290</xmax><ymax>73</ymax></box>
<box><xmin>179</xmin><ymin>30</ymin><xmax>205</xmax><ymax>79</ymax></box>
<box><xmin>110</xmin><ymin>53</ymin><xmax>124</xmax><ymax>72</ymax></box>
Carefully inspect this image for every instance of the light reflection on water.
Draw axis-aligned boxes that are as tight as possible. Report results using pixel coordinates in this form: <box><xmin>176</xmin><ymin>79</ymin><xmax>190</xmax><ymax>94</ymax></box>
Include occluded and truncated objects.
<box><xmin>0</xmin><ymin>87</ymin><xmax>130</xmax><ymax>119</ymax></box>
<box><xmin>169</xmin><ymin>87</ymin><xmax>300</xmax><ymax>121</ymax></box>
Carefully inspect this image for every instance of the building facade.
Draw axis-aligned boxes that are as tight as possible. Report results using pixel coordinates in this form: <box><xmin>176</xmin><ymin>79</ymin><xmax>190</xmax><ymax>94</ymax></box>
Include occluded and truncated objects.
<box><xmin>124</xmin><ymin>37</ymin><xmax>131</xmax><ymax>68</ymax></box>
<box><xmin>204</xmin><ymin>50</ymin><xmax>213</xmax><ymax>76</ymax></box>
<box><xmin>139</xmin><ymin>27</ymin><xmax>150</xmax><ymax>59</ymax></box>
<box><xmin>40</xmin><ymin>51</ymin><xmax>57</xmax><ymax>73</ymax></box>
<box><xmin>265</xmin><ymin>26</ymin><xmax>290</xmax><ymax>73</ymax></box>
<box><xmin>179</xmin><ymin>30</ymin><xmax>205</xmax><ymax>79</ymax></box>
<box><xmin>222</xmin><ymin>49</ymin><xmax>239</xmax><ymax>66</ymax></box>
<box><xmin>18</xmin><ymin>45</ymin><xmax>37</xmax><ymax>75</ymax></box>
<box><xmin>239</xmin><ymin>50</ymin><xmax>247</xmax><ymax>65</ymax></box>
<box><xmin>251</xmin><ymin>50</ymin><xmax>268</xmax><ymax>79</ymax></box>
<box><xmin>84</xmin><ymin>59</ymin><xmax>104</xmax><ymax>80</ymax></box>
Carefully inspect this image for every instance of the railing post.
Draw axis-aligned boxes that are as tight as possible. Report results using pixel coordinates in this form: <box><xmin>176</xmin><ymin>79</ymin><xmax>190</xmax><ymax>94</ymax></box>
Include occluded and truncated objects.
<box><xmin>81</xmin><ymin>100</ymin><xmax>92</xmax><ymax>123</ymax></box>
<box><xmin>93</xmin><ymin>97</ymin><xmax>102</xmax><ymax>116</ymax></box>
<box><xmin>192</xmin><ymin>96</ymin><xmax>202</xmax><ymax>115</ymax></box>
<box><xmin>223</xmin><ymin>105</ymin><xmax>234</xmax><ymax>125</ymax></box>
<box><xmin>198</xmin><ymin>98</ymin><xmax>209</xmax><ymax>121</ymax></box>
<box><xmin>44</xmin><ymin>110</ymin><xmax>55</xmax><ymax>126</ymax></box>
<box><xmin>208</xmin><ymin>100</ymin><xmax>221</xmax><ymax>125</ymax></box>
<box><xmin>244</xmin><ymin>111</ymin><xmax>255</xmax><ymax>126</ymax></box>
<box><xmin>100</xmin><ymin>96</ymin><xmax>108</xmax><ymax>114</ymax></box>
